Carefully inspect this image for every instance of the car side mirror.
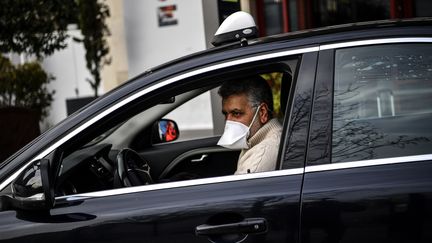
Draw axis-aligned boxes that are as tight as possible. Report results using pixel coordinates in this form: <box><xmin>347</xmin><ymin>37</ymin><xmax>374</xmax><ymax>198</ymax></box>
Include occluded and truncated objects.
<box><xmin>152</xmin><ymin>119</ymin><xmax>180</xmax><ymax>144</ymax></box>
<box><xmin>9</xmin><ymin>159</ymin><xmax>55</xmax><ymax>210</ymax></box>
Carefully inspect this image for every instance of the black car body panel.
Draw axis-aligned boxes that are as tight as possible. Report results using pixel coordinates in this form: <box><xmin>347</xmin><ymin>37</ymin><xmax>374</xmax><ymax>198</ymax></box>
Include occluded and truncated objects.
<box><xmin>0</xmin><ymin>175</ymin><xmax>303</xmax><ymax>242</ymax></box>
<box><xmin>302</xmin><ymin>161</ymin><xmax>432</xmax><ymax>243</ymax></box>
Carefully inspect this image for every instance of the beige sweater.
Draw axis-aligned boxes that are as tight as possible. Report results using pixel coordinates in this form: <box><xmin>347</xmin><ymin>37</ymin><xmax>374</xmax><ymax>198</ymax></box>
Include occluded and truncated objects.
<box><xmin>235</xmin><ymin>118</ymin><xmax>282</xmax><ymax>174</ymax></box>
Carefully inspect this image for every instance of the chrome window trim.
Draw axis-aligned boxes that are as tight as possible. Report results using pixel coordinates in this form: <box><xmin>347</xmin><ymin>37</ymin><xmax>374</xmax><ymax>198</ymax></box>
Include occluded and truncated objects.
<box><xmin>0</xmin><ymin>46</ymin><xmax>318</xmax><ymax>191</ymax></box>
<box><xmin>320</xmin><ymin>37</ymin><xmax>432</xmax><ymax>50</ymax></box>
<box><xmin>56</xmin><ymin>168</ymin><xmax>305</xmax><ymax>202</ymax></box>
<box><xmin>57</xmin><ymin>153</ymin><xmax>432</xmax><ymax>202</ymax></box>
<box><xmin>306</xmin><ymin>154</ymin><xmax>432</xmax><ymax>173</ymax></box>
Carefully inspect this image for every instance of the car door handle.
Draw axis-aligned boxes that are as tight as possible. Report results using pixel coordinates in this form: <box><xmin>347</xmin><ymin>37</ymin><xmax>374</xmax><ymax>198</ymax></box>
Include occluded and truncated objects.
<box><xmin>191</xmin><ymin>154</ymin><xmax>208</xmax><ymax>163</ymax></box>
<box><xmin>195</xmin><ymin>218</ymin><xmax>267</xmax><ymax>236</ymax></box>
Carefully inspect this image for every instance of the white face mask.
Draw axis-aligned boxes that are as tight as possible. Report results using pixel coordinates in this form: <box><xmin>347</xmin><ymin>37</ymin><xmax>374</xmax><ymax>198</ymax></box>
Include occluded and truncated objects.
<box><xmin>217</xmin><ymin>105</ymin><xmax>260</xmax><ymax>150</ymax></box>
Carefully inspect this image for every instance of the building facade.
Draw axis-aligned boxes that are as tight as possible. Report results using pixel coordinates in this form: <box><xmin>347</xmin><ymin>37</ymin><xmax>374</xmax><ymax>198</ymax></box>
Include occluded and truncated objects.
<box><xmin>247</xmin><ymin>0</ymin><xmax>432</xmax><ymax>36</ymax></box>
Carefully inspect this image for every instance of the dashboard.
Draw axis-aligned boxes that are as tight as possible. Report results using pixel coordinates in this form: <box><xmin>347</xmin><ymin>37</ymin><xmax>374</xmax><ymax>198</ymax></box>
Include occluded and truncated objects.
<box><xmin>56</xmin><ymin>144</ymin><xmax>117</xmax><ymax>196</ymax></box>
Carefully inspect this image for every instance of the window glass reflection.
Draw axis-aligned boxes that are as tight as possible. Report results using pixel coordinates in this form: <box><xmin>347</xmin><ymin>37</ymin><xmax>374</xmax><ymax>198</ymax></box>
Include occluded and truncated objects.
<box><xmin>333</xmin><ymin>44</ymin><xmax>432</xmax><ymax>162</ymax></box>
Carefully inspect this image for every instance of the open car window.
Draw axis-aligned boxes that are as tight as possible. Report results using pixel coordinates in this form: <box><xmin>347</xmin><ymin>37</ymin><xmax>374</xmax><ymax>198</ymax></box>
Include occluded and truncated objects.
<box><xmin>52</xmin><ymin>57</ymin><xmax>299</xmax><ymax>196</ymax></box>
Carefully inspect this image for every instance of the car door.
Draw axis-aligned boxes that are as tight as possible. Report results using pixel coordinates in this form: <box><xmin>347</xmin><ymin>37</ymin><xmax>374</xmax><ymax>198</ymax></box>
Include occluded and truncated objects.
<box><xmin>301</xmin><ymin>38</ymin><xmax>432</xmax><ymax>243</ymax></box>
<box><xmin>0</xmin><ymin>47</ymin><xmax>319</xmax><ymax>242</ymax></box>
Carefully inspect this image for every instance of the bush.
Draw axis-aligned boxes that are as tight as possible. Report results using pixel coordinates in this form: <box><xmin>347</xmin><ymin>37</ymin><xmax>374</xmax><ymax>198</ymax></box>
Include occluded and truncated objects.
<box><xmin>0</xmin><ymin>56</ymin><xmax>55</xmax><ymax>121</ymax></box>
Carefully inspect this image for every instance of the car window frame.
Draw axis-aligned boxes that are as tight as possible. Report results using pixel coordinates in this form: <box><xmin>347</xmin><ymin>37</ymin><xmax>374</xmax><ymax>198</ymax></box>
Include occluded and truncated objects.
<box><xmin>306</xmin><ymin>37</ymin><xmax>432</xmax><ymax>172</ymax></box>
<box><xmin>52</xmin><ymin>50</ymin><xmax>317</xmax><ymax>203</ymax></box>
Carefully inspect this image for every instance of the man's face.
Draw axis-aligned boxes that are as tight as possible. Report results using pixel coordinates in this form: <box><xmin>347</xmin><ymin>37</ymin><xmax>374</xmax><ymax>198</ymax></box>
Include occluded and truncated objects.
<box><xmin>221</xmin><ymin>93</ymin><xmax>263</xmax><ymax>137</ymax></box>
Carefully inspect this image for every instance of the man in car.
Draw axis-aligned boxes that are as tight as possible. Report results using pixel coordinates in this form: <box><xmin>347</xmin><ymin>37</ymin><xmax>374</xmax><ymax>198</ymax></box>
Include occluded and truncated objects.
<box><xmin>217</xmin><ymin>75</ymin><xmax>282</xmax><ymax>174</ymax></box>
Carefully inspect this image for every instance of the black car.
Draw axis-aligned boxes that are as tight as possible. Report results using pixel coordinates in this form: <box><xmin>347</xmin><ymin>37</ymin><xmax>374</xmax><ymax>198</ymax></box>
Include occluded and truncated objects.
<box><xmin>1</xmin><ymin>12</ymin><xmax>432</xmax><ymax>243</ymax></box>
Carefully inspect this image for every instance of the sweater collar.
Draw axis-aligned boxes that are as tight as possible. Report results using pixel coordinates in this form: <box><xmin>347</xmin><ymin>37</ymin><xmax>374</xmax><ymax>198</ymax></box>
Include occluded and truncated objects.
<box><xmin>247</xmin><ymin>118</ymin><xmax>280</xmax><ymax>147</ymax></box>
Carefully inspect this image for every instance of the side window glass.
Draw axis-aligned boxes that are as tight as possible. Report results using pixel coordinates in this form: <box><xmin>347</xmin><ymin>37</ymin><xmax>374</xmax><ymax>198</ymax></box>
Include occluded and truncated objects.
<box><xmin>333</xmin><ymin>44</ymin><xmax>432</xmax><ymax>162</ymax></box>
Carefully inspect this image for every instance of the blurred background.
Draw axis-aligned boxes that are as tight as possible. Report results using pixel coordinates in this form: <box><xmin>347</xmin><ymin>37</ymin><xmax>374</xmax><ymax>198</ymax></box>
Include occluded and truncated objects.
<box><xmin>1</xmin><ymin>0</ymin><xmax>431</xmax><ymax>161</ymax></box>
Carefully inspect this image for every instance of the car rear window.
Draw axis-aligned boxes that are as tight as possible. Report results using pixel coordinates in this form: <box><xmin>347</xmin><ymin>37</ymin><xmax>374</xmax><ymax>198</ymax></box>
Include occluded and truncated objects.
<box><xmin>332</xmin><ymin>43</ymin><xmax>432</xmax><ymax>162</ymax></box>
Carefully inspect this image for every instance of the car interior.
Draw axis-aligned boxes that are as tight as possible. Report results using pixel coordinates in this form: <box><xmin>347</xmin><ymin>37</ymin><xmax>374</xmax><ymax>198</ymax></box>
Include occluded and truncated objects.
<box><xmin>51</xmin><ymin>61</ymin><xmax>298</xmax><ymax>197</ymax></box>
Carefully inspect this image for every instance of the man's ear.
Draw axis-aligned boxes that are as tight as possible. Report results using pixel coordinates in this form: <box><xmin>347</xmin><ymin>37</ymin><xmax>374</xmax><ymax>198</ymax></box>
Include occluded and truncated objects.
<box><xmin>259</xmin><ymin>103</ymin><xmax>269</xmax><ymax>124</ymax></box>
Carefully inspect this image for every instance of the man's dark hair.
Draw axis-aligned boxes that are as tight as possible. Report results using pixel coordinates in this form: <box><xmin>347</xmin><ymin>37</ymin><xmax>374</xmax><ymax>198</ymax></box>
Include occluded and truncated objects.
<box><xmin>218</xmin><ymin>75</ymin><xmax>274</xmax><ymax>116</ymax></box>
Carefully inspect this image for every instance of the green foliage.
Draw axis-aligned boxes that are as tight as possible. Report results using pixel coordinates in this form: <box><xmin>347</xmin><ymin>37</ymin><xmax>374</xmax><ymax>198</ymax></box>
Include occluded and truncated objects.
<box><xmin>261</xmin><ymin>72</ymin><xmax>283</xmax><ymax>117</ymax></box>
<box><xmin>0</xmin><ymin>56</ymin><xmax>55</xmax><ymax>120</ymax></box>
<box><xmin>76</xmin><ymin>0</ymin><xmax>111</xmax><ymax>97</ymax></box>
<box><xmin>0</xmin><ymin>0</ymin><xmax>78</xmax><ymax>58</ymax></box>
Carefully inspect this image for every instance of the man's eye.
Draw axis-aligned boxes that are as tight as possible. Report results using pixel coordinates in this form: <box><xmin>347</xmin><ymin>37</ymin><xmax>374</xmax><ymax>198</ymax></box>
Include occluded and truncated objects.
<box><xmin>232</xmin><ymin>111</ymin><xmax>241</xmax><ymax>117</ymax></box>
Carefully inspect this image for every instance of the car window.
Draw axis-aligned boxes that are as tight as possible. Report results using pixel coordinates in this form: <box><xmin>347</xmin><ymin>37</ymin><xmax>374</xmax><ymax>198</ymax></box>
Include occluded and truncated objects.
<box><xmin>332</xmin><ymin>44</ymin><xmax>432</xmax><ymax>162</ymax></box>
<box><xmin>51</xmin><ymin>56</ymin><xmax>300</xmax><ymax>196</ymax></box>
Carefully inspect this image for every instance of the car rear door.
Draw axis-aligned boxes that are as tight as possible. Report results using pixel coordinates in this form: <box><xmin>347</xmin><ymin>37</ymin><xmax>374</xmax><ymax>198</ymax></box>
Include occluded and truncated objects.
<box><xmin>301</xmin><ymin>38</ymin><xmax>432</xmax><ymax>243</ymax></box>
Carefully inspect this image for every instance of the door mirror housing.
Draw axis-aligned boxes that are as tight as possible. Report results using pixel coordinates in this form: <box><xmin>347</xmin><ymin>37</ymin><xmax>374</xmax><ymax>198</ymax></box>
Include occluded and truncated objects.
<box><xmin>152</xmin><ymin>119</ymin><xmax>180</xmax><ymax>144</ymax></box>
<box><xmin>10</xmin><ymin>159</ymin><xmax>55</xmax><ymax>210</ymax></box>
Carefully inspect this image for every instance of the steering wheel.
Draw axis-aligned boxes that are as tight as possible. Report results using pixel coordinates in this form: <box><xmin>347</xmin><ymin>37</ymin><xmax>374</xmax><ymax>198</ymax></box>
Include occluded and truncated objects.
<box><xmin>116</xmin><ymin>148</ymin><xmax>153</xmax><ymax>187</ymax></box>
